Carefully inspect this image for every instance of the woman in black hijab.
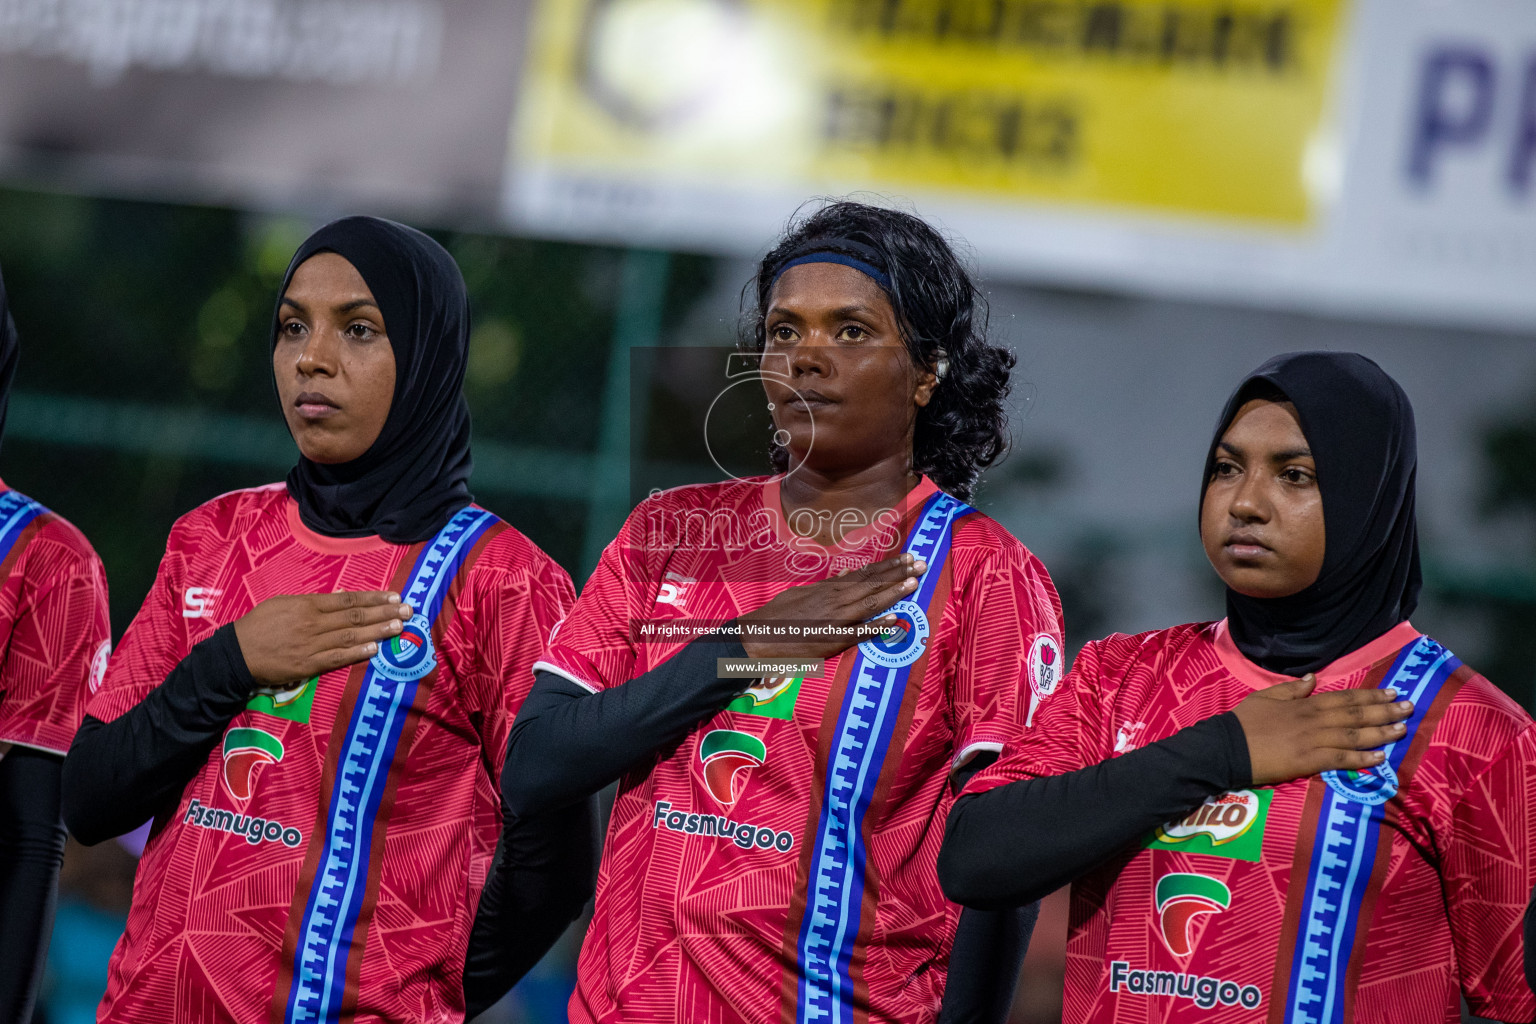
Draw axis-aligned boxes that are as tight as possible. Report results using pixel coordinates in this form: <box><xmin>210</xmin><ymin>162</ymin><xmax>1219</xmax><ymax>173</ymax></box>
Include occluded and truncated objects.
<box><xmin>1207</xmin><ymin>351</ymin><xmax>1422</xmax><ymax>676</ymax></box>
<box><xmin>938</xmin><ymin>351</ymin><xmax>1535</xmax><ymax>1023</ymax></box>
<box><xmin>62</xmin><ymin>217</ymin><xmax>596</xmax><ymax>1023</ymax></box>
<box><xmin>280</xmin><ymin>217</ymin><xmax>474</xmax><ymax>542</ymax></box>
<box><xmin>0</xmin><ymin>266</ymin><xmax>113</xmax><ymax>1024</ymax></box>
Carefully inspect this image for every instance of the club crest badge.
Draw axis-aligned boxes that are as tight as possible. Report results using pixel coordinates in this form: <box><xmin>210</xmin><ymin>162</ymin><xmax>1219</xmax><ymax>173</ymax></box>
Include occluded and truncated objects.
<box><xmin>371</xmin><ymin>613</ymin><xmax>436</xmax><ymax>682</ymax></box>
<box><xmin>1029</xmin><ymin>634</ymin><xmax>1062</xmax><ymax>700</ymax></box>
<box><xmin>859</xmin><ymin>600</ymin><xmax>930</xmax><ymax>669</ymax></box>
<box><xmin>1322</xmin><ymin>761</ymin><xmax>1399</xmax><ymax>806</ymax></box>
<box><xmin>88</xmin><ymin>639</ymin><xmax>111</xmax><ymax>693</ymax></box>
<box><xmin>1025</xmin><ymin>633</ymin><xmax>1063</xmax><ymax>727</ymax></box>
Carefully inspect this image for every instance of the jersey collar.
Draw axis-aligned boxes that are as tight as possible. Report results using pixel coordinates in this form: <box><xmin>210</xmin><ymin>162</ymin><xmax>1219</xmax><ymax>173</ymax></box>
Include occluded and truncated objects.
<box><xmin>286</xmin><ymin>495</ymin><xmax>395</xmax><ymax>556</ymax></box>
<box><xmin>1214</xmin><ymin>618</ymin><xmax>1421</xmax><ymax>689</ymax></box>
<box><xmin>759</xmin><ymin>473</ymin><xmax>940</xmax><ymax>553</ymax></box>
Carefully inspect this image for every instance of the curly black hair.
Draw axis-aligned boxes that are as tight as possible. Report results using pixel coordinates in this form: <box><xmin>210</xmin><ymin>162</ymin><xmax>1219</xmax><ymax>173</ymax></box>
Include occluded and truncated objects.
<box><xmin>746</xmin><ymin>200</ymin><xmax>1015</xmax><ymax>502</ymax></box>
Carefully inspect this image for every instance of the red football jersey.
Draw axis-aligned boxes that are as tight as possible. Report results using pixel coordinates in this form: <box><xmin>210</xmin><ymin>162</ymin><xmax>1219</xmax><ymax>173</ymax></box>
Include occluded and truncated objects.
<box><xmin>85</xmin><ymin>485</ymin><xmax>574</xmax><ymax>1024</ymax></box>
<box><xmin>0</xmin><ymin>481</ymin><xmax>110</xmax><ymax>757</ymax></box>
<box><xmin>537</xmin><ymin>475</ymin><xmax>1064</xmax><ymax>1024</ymax></box>
<box><xmin>965</xmin><ymin>620</ymin><xmax>1536</xmax><ymax>1024</ymax></box>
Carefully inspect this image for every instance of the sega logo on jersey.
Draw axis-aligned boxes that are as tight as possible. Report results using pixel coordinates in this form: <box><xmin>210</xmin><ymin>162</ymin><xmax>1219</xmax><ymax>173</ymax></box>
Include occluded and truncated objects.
<box><xmin>656</xmin><ymin>572</ymin><xmax>696</xmax><ymax>608</ymax></box>
<box><xmin>182</xmin><ymin>587</ymin><xmax>222</xmax><ymax>619</ymax></box>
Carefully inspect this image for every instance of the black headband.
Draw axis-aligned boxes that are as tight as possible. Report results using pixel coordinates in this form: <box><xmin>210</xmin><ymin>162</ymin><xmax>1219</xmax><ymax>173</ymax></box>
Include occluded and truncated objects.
<box><xmin>770</xmin><ymin>238</ymin><xmax>892</xmax><ymax>292</ymax></box>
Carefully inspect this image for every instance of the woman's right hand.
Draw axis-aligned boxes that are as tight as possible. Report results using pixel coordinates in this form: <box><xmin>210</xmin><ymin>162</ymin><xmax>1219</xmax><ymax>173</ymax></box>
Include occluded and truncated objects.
<box><xmin>738</xmin><ymin>554</ymin><xmax>926</xmax><ymax>661</ymax></box>
<box><xmin>233</xmin><ymin>591</ymin><xmax>413</xmax><ymax>690</ymax></box>
<box><xmin>1232</xmin><ymin>674</ymin><xmax>1415</xmax><ymax>786</ymax></box>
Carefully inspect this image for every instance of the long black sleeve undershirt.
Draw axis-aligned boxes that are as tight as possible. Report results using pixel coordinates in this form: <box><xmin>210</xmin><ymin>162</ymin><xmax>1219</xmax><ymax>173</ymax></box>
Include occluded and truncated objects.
<box><xmin>462</xmin><ymin>792</ymin><xmax>601</xmax><ymax>1019</ymax></box>
<box><xmin>938</xmin><ymin>899</ymin><xmax>1038</xmax><ymax>1024</ymax></box>
<box><xmin>1525</xmin><ymin>884</ymin><xmax>1536</xmax><ymax>995</ymax></box>
<box><xmin>503</xmin><ymin>634</ymin><xmax>1034</xmax><ymax>1024</ymax></box>
<box><xmin>939</xmin><ymin>713</ymin><xmax>1250</xmax><ymax>911</ymax></box>
<box><xmin>0</xmin><ymin>747</ymin><xmax>67</xmax><ymax>1024</ymax></box>
<box><xmin>54</xmin><ymin>617</ymin><xmax>602</xmax><ymax>1019</ymax></box>
<box><xmin>62</xmin><ymin>623</ymin><xmax>254</xmax><ymax>845</ymax></box>
<box><xmin>937</xmin><ymin>753</ymin><xmax>1038</xmax><ymax>1024</ymax></box>
<box><xmin>501</xmin><ymin>633</ymin><xmax>751</xmax><ymax>817</ymax></box>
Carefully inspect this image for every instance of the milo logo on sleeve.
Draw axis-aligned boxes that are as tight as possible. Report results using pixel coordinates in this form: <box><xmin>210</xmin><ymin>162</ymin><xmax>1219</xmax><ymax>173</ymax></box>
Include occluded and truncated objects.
<box><xmin>1146</xmin><ymin>789</ymin><xmax>1271</xmax><ymax>862</ymax></box>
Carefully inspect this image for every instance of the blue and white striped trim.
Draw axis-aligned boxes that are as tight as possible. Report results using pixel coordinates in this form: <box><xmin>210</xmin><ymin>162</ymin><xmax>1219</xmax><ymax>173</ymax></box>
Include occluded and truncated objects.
<box><xmin>1282</xmin><ymin>635</ymin><xmax>1458</xmax><ymax>1024</ymax></box>
<box><xmin>0</xmin><ymin>489</ymin><xmax>45</xmax><ymax>564</ymax></box>
<box><xmin>284</xmin><ymin>506</ymin><xmax>498</xmax><ymax>1024</ymax></box>
<box><xmin>795</xmin><ymin>492</ymin><xmax>971</xmax><ymax>1024</ymax></box>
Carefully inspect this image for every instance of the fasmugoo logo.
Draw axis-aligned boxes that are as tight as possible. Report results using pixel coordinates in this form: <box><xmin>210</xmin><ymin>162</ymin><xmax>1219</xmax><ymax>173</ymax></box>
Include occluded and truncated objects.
<box><xmin>652</xmin><ymin>800</ymin><xmax>794</xmax><ymax>852</ymax></box>
<box><xmin>1109</xmin><ymin>961</ymin><xmax>1261</xmax><ymax>1010</ymax></box>
<box><xmin>184</xmin><ymin>798</ymin><xmax>302</xmax><ymax>848</ymax></box>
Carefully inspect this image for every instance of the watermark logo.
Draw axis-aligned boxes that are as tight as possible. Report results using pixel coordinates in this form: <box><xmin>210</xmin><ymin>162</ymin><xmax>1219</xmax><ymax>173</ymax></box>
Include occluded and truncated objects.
<box><xmin>703</xmin><ymin>352</ymin><xmax>813</xmax><ymax>485</ymax></box>
<box><xmin>624</xmin><ymin>346</ymin><xmax>910</xmax><ymax>581</ymax></box>
<box><xmin>1155</xmin><ymin>872</ymin><xmax>1231</xmax><ymax>957</ymax></box>
<box><xmin>698</xmin><ymin>729</ymin><xmax>766</xmax><ymax>806</ymax></box>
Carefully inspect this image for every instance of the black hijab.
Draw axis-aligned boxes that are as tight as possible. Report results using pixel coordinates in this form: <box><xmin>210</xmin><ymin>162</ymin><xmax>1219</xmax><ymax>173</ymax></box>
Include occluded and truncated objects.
<box><xmin>275</xmin><ymin>216</ymin><xmax>474</xmax><ymax>544</ymax></box>
<box><xmin>0</xmin><ymin>267</ymin><xmax>17</xmax><ymax>450</ymax></box>
<box><xmin>1201</xmin><ymin>352</ymin><xmax>1421</xmax><ymax>675</ymax></box>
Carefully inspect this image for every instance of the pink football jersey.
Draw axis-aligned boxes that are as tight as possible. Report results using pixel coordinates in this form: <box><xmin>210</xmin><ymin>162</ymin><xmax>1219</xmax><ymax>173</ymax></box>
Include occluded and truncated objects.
<box><xmin>537</xmin><ymin>475</ymin><xmax>1064</xmax><ymax>1024</ymax></box>
<box><xmin>965</xmin><ymin>620</ymin><xmax>1536</xmax><ymax>1024</ymax></box>
<box><xmin>86</xmin><ymin>485</ymin><xmax>573</xmax><ymax>1023</ymax></box>
<box><xmin>0</xmin><ymin>482</ymin><xmax>110</xmax><ymax>757</ymax></box>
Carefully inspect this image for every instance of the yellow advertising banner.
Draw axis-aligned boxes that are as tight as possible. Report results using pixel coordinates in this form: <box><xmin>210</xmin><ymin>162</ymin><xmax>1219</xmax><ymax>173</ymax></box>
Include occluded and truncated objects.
<box><xmin>515</xmin><ymin>0</ymin><xmax>1347</xmax><ymax>225</ymax></box>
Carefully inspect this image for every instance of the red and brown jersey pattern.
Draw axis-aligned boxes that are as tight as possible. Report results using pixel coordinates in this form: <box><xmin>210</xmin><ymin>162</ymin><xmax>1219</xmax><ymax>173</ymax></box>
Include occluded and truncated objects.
<box><xmin>537</xmin><ymin>475</ymin><xmax>1063</xmax><ymax>1024</ymax></box>
<box><xmin>965</xmin><ymin>620</ymin><xmax>1536</xmax><ymax>1024</ymax></box>
<box><xmin>85</xmin><ymin>484</ymin><xmax>573</xmax><ymax>1024</ymax></box>
<box><xmin>0</xmin><ymin>482</ymin><xmax>110</xmax><ymax>757</ymax></box>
